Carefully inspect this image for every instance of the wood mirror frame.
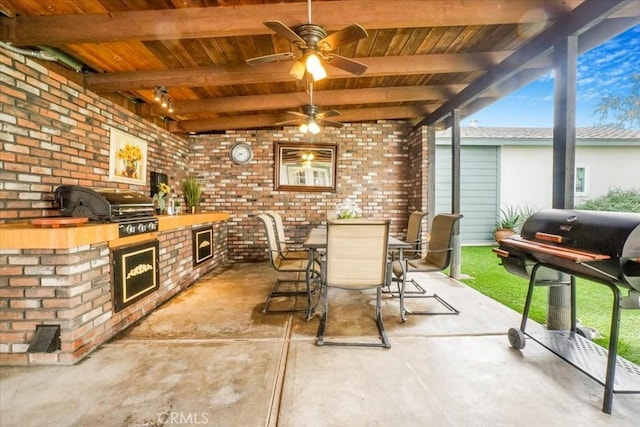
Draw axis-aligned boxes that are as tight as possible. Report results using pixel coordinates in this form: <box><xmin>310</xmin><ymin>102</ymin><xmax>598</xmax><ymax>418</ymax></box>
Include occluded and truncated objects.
<box><xmin>274</xmin><ymin>142</ymin><xmax>337</xmax><ymax>192</ymax></box>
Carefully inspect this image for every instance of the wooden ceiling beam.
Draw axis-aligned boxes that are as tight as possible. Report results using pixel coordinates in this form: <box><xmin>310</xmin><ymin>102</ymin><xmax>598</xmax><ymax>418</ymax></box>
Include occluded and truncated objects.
<box><xmin>85</xmin><ymin>52</ymin><xmax>519</xmax><ymax>92</ymax></box>
<box><xmin>169</xmin><ymin>105</ymin><xmax>434</xmax><ymax>133</ymax></box>
<box><xmin>149</xmin><ymin>85</ymin><xmax>468</xmax><ymax>116</ymax></box>
<box><xmin>0</xmin><ymin>1</ymin><xmax>584</xmax><ymax>46</ymax></box>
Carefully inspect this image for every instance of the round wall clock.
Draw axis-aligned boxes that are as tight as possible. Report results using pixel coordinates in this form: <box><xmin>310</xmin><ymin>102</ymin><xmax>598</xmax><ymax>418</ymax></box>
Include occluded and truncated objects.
<box><xmin>229</xmin><ymin>143</ymin><xmax>253</xmax><ymax>165</ymax></box>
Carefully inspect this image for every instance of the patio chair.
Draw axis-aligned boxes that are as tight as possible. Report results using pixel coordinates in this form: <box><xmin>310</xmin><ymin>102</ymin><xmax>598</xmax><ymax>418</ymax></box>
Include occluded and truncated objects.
<box><xmin>391</xmin><ymin>213</ymin><xmax>463</xmax><ymax>322</ymax></box>
<box><xmin>317</xmin><ymin>219</ymin><xmax>392</xmax><ymax>348</ymax></box>
<box><xmin>256</xmin><ymin>213</ymin><xmax>320</xmax><ymax>318</ymax></box>
<box><xmin>387</xmin><ymin>210</ymin><xmax>428</xmax><ymax>294</ymax></box>
<box><xmin>403</xmin><ymin>210</ymin><xmax>429</xmax><ymax>257</ymax></box>
<box><xmin>264</xmin><ymin>210</ymin><xmax>310</xmax><ymax>260</ymax></box>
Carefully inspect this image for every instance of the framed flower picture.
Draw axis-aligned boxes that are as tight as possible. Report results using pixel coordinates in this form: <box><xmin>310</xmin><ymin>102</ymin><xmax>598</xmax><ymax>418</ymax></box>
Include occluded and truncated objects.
<box><xmin>108</xmin><ymin>127</ymin><xmax>147</xmax><ymax>185</ymax></box>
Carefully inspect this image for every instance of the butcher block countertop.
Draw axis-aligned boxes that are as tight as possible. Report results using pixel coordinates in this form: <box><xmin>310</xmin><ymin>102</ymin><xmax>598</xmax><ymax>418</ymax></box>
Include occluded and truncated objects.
<box><xmin>0</xmin><ymin>212</ymin><xmax>230</xmax><ymax>250</ymax></box>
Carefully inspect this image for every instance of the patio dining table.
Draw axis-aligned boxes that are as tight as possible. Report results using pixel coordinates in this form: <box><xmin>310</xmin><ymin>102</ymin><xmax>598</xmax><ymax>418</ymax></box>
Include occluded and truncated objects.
<box><xmin>303</xmin><ymin>226</ymin><xmax>411</xmax><ymax>252</ymax></box>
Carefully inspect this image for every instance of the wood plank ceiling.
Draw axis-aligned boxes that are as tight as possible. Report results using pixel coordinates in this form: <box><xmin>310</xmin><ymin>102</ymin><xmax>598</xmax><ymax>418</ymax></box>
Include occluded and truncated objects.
<box><xmin>1</xmin><ymin>0</ymin><xmax>638</xmax><ymax>135</ymax></box>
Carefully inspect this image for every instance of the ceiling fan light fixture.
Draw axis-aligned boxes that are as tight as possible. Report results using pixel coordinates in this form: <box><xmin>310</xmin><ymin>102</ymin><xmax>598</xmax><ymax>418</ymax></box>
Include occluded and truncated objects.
<box><xmin>306</xmin><ymin>53</ymin><xmax>326</xmax><ymax>81</ymax></box>
<box><xmin>289</xmin><ymin>60</ymin><xmax>306</xmax><ymax>80</ymax></box>
<box><xmin>299</xmin><ymin>123</ymin><xmax>309</xmax><ymax>134</ymax></box>
<box><xmin>308</xmin><ymin>120</ymin><xmax>321</xmax><ymax>134</ymax></box>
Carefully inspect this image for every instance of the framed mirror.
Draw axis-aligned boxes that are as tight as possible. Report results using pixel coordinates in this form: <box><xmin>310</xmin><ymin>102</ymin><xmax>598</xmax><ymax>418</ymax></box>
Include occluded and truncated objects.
<box><xmin>275</xmin><ymin>142</ymin><xmax>337</xmax><ymax>192</ymax></box>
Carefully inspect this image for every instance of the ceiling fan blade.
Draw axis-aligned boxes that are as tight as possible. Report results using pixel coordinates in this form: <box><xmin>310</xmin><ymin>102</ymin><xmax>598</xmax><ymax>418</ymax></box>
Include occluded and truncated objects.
<box><xmin>246</xmin><ymin>52</ymin><xmax>295</xmax><ymax>66</ymax></box>
<box><xmin>264</xmin><ymin>21</ymin><xmax>305</xmax><ymax>45</ymax></box>
<box><xmin>316</xmin><ymin>110</ymin><xmax>340</xmax><ymax>120</ymax></box>
<box><xmin>275</xmin><ymin>119</ymin><xmax>305</xmax><ymax>126</ymax></box>
<box><xmin>318</xmin><ymin>24</ymin><xmax>368</xmax><ymax>51</ymax></box>
<box><xmin>317</xmin><ymin>118</ymin><xmax>344</xmax><ymax>129</ymax></box>
<box><xmin>324</xmin><ymin>54</ymin><xmax>368</xmax><ymax>75</ymax></box>
<box><xmin>283</xmin><ymin>111</ymin><xmax>309</xmax><ymax>118</ymax></box>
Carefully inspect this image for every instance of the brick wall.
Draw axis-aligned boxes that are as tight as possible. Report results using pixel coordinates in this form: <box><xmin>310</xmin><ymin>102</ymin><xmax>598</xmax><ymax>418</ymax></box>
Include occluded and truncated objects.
<box><xmin>157</xmin><ymin>221</ymin><xmax>228</xmax><ymax>294</ymax></box>
<box><xmin>0</xmin><ymin>50</ymin><xmax>191</xmax><ymax>221</ymax></box>
<box><xmin>1</xmin><ymin>243</ymin><xmax>111</xmax><ymax>364</ymax></box>
<box><xmin>407</xmin><ymin>127</ymin><xmax>430</xmax><ymax>251</ymax></box>
<box><xmin>1</xmin><ymin>50</ymin><xmax>229</xmax><ymax>365</ymax></box>
<box><xmin>407</xmin><ymin>127</ymin><xmax>427</xmax><ymax>212</ymax></box>
<box><xmin>188</xmin><ymin>121</ymin><xmax>425</xmax><ymax>260</ymax></box>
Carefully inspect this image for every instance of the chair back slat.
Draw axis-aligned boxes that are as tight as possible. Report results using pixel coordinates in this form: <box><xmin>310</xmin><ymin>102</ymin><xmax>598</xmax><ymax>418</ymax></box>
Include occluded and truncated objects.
<box><xmin>424</xmin><ymin>213</ymin><xmax>463</xmax><ymax>270</ymax></box>
<box><xmin>326</xmin><ymin>219</ymin><xmax>390</xmax><ymax>289</ymax></box>
<box><xmin>264</xmin><ymin>210</ymin><xmax>288</xmax><ymax>252</ymax></box>
<box><xmin>406</xmin><ymin>211</ymin><xmax>427</xmax><ymax>252</ymax></box>
<box><xmin>256</xmin><ymin>213</ymin><xmax>282</xmax><ymax>267</ymax></box>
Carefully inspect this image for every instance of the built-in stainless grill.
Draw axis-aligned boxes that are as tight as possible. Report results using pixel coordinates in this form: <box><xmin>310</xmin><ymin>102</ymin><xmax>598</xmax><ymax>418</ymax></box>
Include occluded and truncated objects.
<box><xmin>55</xmin><ymin>185</ymin><xmax>158</xmax><ymax>237</ymax></box>
<box><xmin>494</xmin><ymin>209</ymin><xmax>640</xmax><ymax>414</ymax></box>
<box><xmin>55</xmin><ymin>185</ymin><xmax>160</xmax><ymax>312</ymax></box>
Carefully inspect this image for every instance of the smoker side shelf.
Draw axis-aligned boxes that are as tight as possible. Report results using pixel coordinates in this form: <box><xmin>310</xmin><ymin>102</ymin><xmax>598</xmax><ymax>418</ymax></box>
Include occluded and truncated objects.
<box><xmin>524</xmin><ymin>330</ymin><xmax>640</xmax><ymax>392</ymax></box>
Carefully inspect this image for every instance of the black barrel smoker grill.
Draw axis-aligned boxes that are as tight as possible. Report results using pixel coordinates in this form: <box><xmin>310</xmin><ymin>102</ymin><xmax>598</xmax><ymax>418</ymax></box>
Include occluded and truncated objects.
<box><xmin>494</xmin><ymin>209</ymin><xmax>640</xmax><ymax>414</ymax></box>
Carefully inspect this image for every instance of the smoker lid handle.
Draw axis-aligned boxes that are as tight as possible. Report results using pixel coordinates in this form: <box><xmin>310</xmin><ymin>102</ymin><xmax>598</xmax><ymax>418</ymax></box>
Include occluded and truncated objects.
<box><xmin>535</xmin><ymin>232</ymin><xmax>567</xmax><ymax>244</ymax></box>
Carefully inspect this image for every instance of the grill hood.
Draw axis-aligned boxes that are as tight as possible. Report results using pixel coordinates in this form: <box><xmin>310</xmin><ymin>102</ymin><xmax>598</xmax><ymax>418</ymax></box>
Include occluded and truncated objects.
<box><xmin>55</xmin><ymin>185</ymin><xmax>154</xmax><ymax>222</ymax></box>
<box><xmin>521</xmin><ymin>209</ymin><xmax>640</xmax><ymax>260</ymax></box>
<box><xmin>499</xmin><ymin>209</ymin><xmax>640</xmax><ymax>292</ymax></box>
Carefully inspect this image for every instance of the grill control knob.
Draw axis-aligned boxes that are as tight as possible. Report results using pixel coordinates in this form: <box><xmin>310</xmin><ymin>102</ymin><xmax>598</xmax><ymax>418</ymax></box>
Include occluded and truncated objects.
<box><xmin>125</xmin><ymin>224</ymin><xmax>135</xmax><ymax>235</ymax></box>
<box><xmin>137</xmin><ymin>223</ymin><xmax>146</xmax><ymax>233</ymax></box>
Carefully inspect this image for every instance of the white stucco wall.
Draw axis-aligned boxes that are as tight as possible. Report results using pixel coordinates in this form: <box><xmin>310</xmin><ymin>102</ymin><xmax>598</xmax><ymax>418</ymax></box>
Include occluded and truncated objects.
<box><xmin>500</xmin><ymin>145</ymin><xmax>552</xmax><ymax>210</ymax></box>
<box><xmin>500</xmin><ymin>144</ymin><xmax>640</xmax><ymax>210</ymax></box>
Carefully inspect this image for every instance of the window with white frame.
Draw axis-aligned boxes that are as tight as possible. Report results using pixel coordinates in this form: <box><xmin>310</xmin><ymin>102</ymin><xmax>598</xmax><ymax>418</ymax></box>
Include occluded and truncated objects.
<box><xmin>575</xmin><ymin>164</ymin><xmax>589</xmax><ymax>196</ymax></box>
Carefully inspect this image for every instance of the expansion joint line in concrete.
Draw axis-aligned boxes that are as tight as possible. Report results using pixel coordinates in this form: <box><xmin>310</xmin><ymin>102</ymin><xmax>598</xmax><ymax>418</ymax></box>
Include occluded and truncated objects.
<box><xmin>266</xmin><ymin>313</ymin><xmax>295</xmax><ymax>427</ymax></box>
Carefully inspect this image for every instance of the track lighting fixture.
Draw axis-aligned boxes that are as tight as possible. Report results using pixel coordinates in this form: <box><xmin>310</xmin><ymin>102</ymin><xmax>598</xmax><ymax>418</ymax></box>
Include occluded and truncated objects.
<box><xmin>153</xmin><ymin>86</ymin><xmax>174</xmax><ymax>113</ymax></box>
<box><xmin>153</xmin><ymin>87</ymin><xmax>162</xmax><ymax>102</ymax></box>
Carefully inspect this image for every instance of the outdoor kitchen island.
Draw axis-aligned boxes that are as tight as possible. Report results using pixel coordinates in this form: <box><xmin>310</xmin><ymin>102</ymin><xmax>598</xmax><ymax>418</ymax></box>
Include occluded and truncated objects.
<box><xmin>0</xmin><ymin>212</ymin><xmax>229</xmax><ymax>366</ymax></box>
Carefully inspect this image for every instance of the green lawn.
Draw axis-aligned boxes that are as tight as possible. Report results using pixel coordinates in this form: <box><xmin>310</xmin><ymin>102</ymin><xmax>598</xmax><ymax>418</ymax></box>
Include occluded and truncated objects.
<box><xmin>458</xmin><ymin>246</ymin><xmax>640</xmax><ymax>365</ymax></box>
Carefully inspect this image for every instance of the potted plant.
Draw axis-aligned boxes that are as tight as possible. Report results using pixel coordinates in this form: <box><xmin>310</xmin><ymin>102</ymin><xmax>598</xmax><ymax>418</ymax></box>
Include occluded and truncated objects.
<box><xmin>494</xmin><ymin>206</ymin><xmax>521</xmax><ymax>242</ymax></box>
<box><xmin>182</xmin><ymin>175</ymin><xmax>202</xmax><ymax>213</ymax></box>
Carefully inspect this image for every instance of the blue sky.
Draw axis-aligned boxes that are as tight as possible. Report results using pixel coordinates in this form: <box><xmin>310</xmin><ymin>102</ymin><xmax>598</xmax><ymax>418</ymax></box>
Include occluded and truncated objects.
<box><xmin>462</xmin><ymin>25</ymin><xmax>640</xmax><ymax>128</ymax></box>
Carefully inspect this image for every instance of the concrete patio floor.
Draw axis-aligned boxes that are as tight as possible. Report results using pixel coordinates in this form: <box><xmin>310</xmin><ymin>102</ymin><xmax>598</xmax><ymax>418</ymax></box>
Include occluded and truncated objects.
<box><xmin>1</xmin><ymin>262</ymin><xmax>638</xmax><ymax>426</ymax></box>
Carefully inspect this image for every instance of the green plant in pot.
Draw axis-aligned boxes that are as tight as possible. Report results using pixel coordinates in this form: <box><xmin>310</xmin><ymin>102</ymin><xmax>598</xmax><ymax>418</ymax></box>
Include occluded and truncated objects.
<box><xmin>494</xmin><ymin>206</ymin><xmax>521</xmax><ymax>242</ymax></box>
<box><xmin>182</xmin><ymin>175</ymin><xmax>202</xmax><ymax>213</ymax></box>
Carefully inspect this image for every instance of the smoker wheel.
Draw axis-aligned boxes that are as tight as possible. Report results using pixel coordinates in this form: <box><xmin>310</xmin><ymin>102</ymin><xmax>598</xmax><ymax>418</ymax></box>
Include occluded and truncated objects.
<box><xmin>508</xmin><ymin>328</ymin><xmax>526</xmax><ymax>349</ymax></box>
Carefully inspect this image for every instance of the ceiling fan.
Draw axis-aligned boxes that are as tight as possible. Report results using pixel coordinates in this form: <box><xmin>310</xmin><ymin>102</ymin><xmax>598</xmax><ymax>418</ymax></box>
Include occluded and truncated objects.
<box><xmin>276</xmin><ymin>83</ymin><xmax>343</xmax><ymax>134</ymax></box>
<box><xmin>246</xmin><ymin>0</ymin><xmax>368</xmax><ymax>81</ymax></box>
